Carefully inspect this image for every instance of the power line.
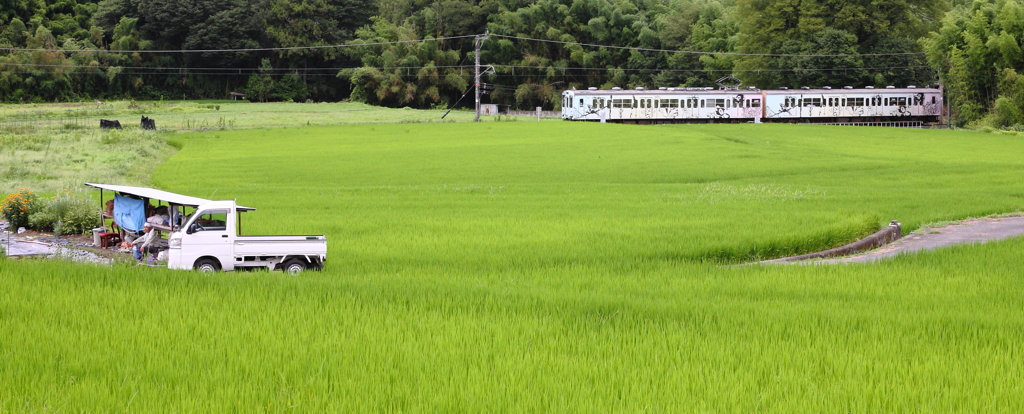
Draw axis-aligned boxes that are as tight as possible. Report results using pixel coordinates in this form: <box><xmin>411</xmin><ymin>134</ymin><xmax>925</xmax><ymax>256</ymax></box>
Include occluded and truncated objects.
<box><xmin>0</xmin><ymin>62</ymin><xmax>474</xmax><ymax>71</ymax></box>
<box><xmin>489</xmin><ymin>34</ymin><xmax>927</xmax><ymax>57</ymax></box>
<box><xmin>0</xmin><ymin>35</ymin><xmax>476</xmax><ymax>54</ymax></box>
<box><xmin>0</xmin><ymin>63</ymin><xmax>932</xmax><ymax>77</ymax></box>
<box><xmin>490</xmin><ymin>65</ymin><xmax>932</xmax><ymax>73</ymax></box>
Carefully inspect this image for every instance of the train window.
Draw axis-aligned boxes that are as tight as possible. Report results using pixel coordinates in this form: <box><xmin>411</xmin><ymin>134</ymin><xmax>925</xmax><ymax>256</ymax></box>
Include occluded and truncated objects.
<box><xmin>726</xmin><ymin>100</ymin><xmax>730</xmax><ymax>108</ymax></box>
<box><xmin>846</xmin><ymin>98</ymin><xmax>864</xmax><ymax>106</ymax></box>
<box><xmin>751</xmin><ymin>99</ymin><xmax>761</xmax><ymax>108</ymax></box>
<box><xmin>745</xmin><ymin>99</ymin><xmax>750</xmax><ymax>108</ymax></box>
<box><xmin>897</xmin><ymin>97</ymin><xmax>907</xmax><ymax>106</ymax></box>
<box><xmin>612</xmin><ymin>99</ymin><xmax>633</xmax><ymax>108</ymax></box>
<box><xmin>932</xmin><ymin>96</ymin><xmax>936</xmax><ymax>104</ymax></box>
<box><xmin>804</xmin><ymin>98</ymin><xmax>821</xmax><ymax>107</ymax></box>
<box><xmin>640</xmin><ymin>100</ymin><xmax>645</xmax><ymax>108</ymax></box>
<box><xmin>579</xmin><ymin>99</ymin><xmax>584</xmax><ymax>107</ymax></box>
<box><xmin>654</xmin><ymin>100</ymin><xmax>659</xmax><ymax>108</ymax></box>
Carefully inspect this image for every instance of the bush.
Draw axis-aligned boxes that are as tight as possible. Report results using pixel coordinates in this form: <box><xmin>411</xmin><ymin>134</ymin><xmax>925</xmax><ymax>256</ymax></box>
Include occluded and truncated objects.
<box><xmin>2</xmin><ymin>188</ymin><xmax>40</xmax><ymax>229</ymax></box>
<box><xmin>28</xmin><ymin>191</ymin><xmax>99</xmax><ymax>236</ymax></box>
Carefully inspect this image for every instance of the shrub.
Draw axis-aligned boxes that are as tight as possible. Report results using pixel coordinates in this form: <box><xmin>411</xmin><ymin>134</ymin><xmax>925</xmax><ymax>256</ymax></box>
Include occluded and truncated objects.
<box><xmin>2</xmin><ymin>188</ymin><xmax>39</xmax><ymax>229</ymax></box>
<box><xmin>28</xmin><ymin>191</ymin><xmax>99</xmax><ymax>236</ymax></box>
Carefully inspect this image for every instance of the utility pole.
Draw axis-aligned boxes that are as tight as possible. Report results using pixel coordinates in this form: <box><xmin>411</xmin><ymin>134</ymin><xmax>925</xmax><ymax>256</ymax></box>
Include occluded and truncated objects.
<box><xmin>474</xmin><ymin>30</ymin><xmax>489</xmax><ymax>122</ymax></box>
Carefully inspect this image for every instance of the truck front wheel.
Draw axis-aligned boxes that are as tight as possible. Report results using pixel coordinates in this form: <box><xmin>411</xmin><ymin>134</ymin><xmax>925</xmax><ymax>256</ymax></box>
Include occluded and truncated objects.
<box><xmin>194</xmin><ymin>258</ymin><xmax>221</xmax><ymax>273</ymax></box>
<box><xmin>281</xmin><ymin>259</ymin><xmax>305</xmax><ymax>276</ymax></box>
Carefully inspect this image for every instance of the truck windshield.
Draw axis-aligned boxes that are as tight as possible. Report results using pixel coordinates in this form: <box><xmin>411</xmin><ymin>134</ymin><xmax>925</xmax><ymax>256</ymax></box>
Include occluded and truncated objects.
<box><xmin>188</xmin><ymin>209</ymin><xmax>228</xmax><ymax>232</ymax></box>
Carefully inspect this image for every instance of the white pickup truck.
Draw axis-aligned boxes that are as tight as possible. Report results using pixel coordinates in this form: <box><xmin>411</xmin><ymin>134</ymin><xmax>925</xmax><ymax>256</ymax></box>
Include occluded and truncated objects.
<box><xmin>167</xmin><ymin>200</ymin><xmax>326</xmax><ymax>275</ymax></box>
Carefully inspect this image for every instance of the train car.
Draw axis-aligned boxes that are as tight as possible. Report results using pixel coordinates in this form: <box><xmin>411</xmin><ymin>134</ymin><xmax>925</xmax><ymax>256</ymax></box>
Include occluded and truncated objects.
<box><xmin>763</xmin><ymin>86</ymin><xmax>942</xmax><ymax>123</ymax></box>
<box><xmin>561</xmin><ymin>87</ymin><xmax>764</xmax><ymax>124</ymax></box>
<box><xmin>561</xmin><ymin>85</ymin><xmax>944</xmax><ymax>125</ymax></box>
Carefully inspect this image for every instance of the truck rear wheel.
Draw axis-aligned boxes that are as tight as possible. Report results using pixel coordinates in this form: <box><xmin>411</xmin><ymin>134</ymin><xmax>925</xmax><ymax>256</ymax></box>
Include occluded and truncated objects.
<box><xmin>194</xmin><ymin>258</ymin><xmax>221</xmax><ymax>273</ymax></box>
<box><xmin>281</xmin><ymin>259</ymin><xmax>305</xmax><ymax>276</ymax></box>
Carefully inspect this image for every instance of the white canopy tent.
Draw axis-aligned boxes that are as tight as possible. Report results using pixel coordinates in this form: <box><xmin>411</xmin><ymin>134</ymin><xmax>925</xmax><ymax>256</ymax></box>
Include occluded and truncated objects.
<box><xmin>84</xmin><ymin>183</ymin><xmax>253</xmax><ymax>233</ymax></box>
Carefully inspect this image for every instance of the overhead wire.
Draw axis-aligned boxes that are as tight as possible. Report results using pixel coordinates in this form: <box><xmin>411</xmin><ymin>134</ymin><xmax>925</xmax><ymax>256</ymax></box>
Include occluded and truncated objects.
<box><xmin>0</xmin><ymin>33</ymin><xmax>932</xmax><ymax>77</ymax></box>
<box><xmin>489</xmin><ymin>34</ymin><xmax>927</xmax><ymax>57</ymax></box>
<box><xmin>0</xmin><ymin>35</ymin><xmax>477</xmax><ymax>53</ymax></box>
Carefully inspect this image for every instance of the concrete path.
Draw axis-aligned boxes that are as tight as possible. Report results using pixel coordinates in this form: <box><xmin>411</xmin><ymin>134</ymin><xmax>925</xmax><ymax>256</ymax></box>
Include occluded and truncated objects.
<box><xmin>1</xmin><ymin>236</ymin><xmax>59</xmax><ymax>256</ymax></box>
<box><xmin>820</xmin><ymin>216</ymin><xmax>1024</xmax><ymax>263</ymax></box>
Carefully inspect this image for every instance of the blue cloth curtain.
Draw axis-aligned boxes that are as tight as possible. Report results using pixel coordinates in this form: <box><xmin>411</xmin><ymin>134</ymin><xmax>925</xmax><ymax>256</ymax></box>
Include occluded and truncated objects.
<box><xmin>114</xmin><ymin>194</ymin><xmax>145</xmax><ymax>232</ymax></box>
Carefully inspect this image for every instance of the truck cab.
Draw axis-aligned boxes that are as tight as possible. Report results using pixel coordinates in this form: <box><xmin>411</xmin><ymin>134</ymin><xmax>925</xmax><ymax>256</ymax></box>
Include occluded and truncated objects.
<box><xmin>167</xmin><ymin>200</ymin><xmax>327</xmax><ymax>274</ymax></box>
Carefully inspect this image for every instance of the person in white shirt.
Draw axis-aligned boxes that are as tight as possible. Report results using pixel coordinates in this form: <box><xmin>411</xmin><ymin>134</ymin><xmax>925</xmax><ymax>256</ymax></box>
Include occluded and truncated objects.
<box><xmin>131</xmin><ymin>222</ymin><xmax>160</xmax><ymax>260</ymax></box>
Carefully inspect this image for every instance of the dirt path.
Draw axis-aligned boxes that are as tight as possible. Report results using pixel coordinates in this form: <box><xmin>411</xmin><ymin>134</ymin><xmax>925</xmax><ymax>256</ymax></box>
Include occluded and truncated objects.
<box><xmin>818</xmin><ymin>216</ymin><xmax>1024</xmax><ymax>263</ymax></box>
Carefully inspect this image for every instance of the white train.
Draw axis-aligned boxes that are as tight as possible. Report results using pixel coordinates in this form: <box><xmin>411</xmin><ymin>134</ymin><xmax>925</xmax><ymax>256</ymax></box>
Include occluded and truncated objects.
<box><xmin>561</xmin><ymin>86</ymin><xmax>943</xmax><ymax>124</ymax></box>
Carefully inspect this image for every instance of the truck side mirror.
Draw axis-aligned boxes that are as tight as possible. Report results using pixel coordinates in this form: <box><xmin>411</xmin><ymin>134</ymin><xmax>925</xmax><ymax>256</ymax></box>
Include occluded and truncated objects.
<box><xmin>186</xmin><ymin>224</ymin><xmax>195</xmax><ymax>234</ymax></box>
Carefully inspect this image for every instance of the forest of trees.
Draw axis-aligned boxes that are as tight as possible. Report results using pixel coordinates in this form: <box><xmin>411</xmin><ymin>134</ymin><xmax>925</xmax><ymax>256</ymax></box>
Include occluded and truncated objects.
<box><xmin>1</xmin><ymin>0</ymin><xmax>1023</xmax><ymax>127</ymax></box>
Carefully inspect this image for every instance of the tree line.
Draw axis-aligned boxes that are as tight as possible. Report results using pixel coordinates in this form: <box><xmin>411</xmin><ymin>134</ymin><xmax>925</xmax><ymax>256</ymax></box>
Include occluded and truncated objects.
<box><xmin>1</xmin><ymin>0</ymin><xmax>1023</xmax><ymax>127</ymax></box>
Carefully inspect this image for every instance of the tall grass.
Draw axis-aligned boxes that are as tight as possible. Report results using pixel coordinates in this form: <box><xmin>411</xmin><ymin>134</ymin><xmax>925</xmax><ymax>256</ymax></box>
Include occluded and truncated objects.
<box><xmin>2</xmin><ymin>239</ymin><xmax>1023</xmax><ymax>412</ymax></box>
<box><xmin>2</xmin><ymin>122</ymin><xmax>1024</xmax><ymax>411</ymax></box>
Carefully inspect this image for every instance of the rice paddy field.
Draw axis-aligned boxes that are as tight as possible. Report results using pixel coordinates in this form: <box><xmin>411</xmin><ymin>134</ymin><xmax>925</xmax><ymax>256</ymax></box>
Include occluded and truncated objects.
<box><xmin>2</xmin><ymin>122</ymin><xmax>1024</xmax><ymax>412</ymax></box>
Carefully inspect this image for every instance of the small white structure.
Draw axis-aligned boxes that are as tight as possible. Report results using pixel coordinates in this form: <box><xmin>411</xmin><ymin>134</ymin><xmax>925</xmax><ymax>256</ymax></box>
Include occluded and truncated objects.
<box><xmin>480</xmin><ymin>104</ymin><xmax>499</xmax><ymax>115</ymax></box>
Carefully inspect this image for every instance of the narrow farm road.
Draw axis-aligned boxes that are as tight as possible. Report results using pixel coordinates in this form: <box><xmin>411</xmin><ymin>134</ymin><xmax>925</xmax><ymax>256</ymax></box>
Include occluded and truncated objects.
<box><xmin>822</xmin><ymin>216</ymin><xmax>1024</xmax><ymax>263</ymax></box>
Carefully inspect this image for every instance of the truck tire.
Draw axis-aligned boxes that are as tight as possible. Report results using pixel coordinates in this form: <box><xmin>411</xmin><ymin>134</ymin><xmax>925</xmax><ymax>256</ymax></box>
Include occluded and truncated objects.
<box><xmin>194</xmin><ymin>258</ymin><xmax>221</xmax><ymax>273</ymax></box>
<box><xmin>281</xmin><ymin>259</ymin><xmax>305</xmax><ymax>276</ymax></box>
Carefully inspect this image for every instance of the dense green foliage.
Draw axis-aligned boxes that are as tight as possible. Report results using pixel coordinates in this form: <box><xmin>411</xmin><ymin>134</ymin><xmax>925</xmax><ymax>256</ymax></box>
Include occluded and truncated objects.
<box><xmin>0</xmin><ymin>0</ymin><xmax>1021</xmax><ymax>123</ymax></box>
<box><xmin>2</xmin><ymin>122</ymin><xmax>1024</xmax><ymax>411</ymax></box>
<box><xmin>923</xmin><ymin>0</ymin><xmax>1024</xmax><ymax>128</ymax></box>
<box><xmin>27</xmin><ymin>190</ymin><xmax>99</xmax><ymax>235</ymax></box>
<box><xmin>0</xmin><ymin>0</ymin><xmax>374</xmax><ymax>102</ymax></box>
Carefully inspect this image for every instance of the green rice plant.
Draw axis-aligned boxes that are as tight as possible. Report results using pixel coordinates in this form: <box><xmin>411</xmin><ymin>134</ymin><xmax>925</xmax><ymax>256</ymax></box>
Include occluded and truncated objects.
<box><xmin>2</xmin><ymin>122</ymin><xmax>1024</xmax><ymax>412</ymax></box>
<box><xmin>1</xmin><ymin>238</ymin><xmax>1023</xmax><ymax>412</ymax></box>
<box><xmin>155</xmin><ymin>122</ymin><xmax>1024</xmax><ymax>265</ymax></box>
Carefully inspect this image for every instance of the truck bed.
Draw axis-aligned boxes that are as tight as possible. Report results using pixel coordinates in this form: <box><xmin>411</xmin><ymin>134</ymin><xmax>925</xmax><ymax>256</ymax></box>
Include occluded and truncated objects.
<box><xmin>233</xmin><ymin>235</ymin><xmax>327</xmax><ymax>257</ymax></box>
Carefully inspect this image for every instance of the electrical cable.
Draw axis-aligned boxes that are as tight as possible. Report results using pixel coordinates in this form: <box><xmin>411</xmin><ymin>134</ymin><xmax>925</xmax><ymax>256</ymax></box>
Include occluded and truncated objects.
<box><xmin>489</xmin><ymin>34</ymin><xmax>927</xmax><ymax>57</ymax></box>
<box><xmin>0</xmin><ymin>35</ymin><xmax>477</xmax><ymax>53</ymax></box>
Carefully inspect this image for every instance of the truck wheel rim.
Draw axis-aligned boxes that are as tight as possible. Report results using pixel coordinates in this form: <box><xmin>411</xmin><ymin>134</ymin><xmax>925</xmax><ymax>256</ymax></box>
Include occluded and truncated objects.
<box><xmin>199</xmin><ymin>264</ymin><xmax>216</xmax><ymax>272</ymax></box>
<box><xmin>286</xmin><ymin>264</ymin><xmax>303</xmax><ymax>276</ymax></box>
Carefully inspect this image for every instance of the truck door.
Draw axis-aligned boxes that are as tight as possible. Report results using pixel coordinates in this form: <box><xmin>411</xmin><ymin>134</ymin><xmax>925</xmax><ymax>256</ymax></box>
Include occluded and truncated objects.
<box><xmin>180</xmin><ymin>208</ymin><xmax>235</xmax><ymax>270</ymax></box>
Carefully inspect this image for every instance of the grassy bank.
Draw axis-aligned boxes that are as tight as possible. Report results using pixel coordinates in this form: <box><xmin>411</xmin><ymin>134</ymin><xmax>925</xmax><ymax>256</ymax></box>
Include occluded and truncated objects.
<box><xmin>0</xmin><ymin>101</ymin><xmax>532</xmax><ymax>193</ymax></box>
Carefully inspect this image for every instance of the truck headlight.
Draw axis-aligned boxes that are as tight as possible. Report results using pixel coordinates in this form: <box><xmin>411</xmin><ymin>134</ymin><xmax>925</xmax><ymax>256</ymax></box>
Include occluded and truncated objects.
<box><xmin>169</xmin><ymin>238</ymin><xmax>181</xmax><ymax>248</ymax></box>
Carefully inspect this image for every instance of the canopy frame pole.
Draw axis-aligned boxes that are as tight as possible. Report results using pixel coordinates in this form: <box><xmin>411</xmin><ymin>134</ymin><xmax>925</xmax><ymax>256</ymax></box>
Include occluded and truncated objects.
<box><xmin>99</xmin><ymin>189</ymin><xmax>104</xmax><ymax>231</ymax></box>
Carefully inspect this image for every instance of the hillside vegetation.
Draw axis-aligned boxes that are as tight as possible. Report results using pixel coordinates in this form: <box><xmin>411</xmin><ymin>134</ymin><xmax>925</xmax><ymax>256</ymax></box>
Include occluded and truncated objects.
<box><xmin>2</xmin><ymin>0</ymin><xmax>1023</xmax><ymax>127</ymax></box>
